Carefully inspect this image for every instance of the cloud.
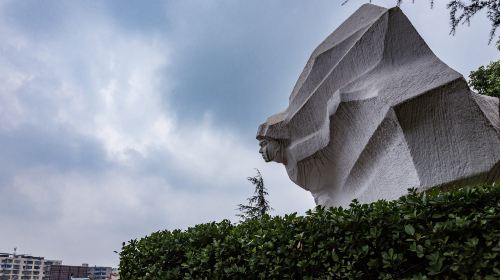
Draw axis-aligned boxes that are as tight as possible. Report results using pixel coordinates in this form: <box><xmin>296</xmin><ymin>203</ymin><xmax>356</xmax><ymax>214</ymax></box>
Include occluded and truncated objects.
<box><xmin>0</xmin><ymin>0</ymin><xmax>314</xmax><ymax>267</ymax></box>
<box><xmin>1</xmin><ymin>0</ymin><xmax>496</xmax><ymax>268</ymax></box>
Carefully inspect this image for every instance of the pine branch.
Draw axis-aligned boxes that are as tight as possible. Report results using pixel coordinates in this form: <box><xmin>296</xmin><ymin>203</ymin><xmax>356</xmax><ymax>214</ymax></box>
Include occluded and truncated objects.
<box><xmin>342</xmin><ymin>0</ymin><xmax>499</xmax><ymax>44</ymax></box>
<box><xmin>236</xmin><ymin>169</ymin><xmax>273</xmax><ymax>221</ymax></box>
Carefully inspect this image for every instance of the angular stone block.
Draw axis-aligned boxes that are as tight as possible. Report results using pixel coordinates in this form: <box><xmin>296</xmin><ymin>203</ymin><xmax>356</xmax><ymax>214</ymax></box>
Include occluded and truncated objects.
<box><xmin>257</xmin><ymin>4</ymin><xmax>500</xmax><ymax>207</ymax></box>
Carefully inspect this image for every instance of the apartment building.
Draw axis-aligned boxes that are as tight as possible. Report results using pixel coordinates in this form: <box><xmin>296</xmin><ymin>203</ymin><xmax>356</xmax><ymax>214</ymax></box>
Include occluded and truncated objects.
<box><xmin>0</xmin><ymin>253</ymin><xmax>62</xmax><ymax>280</ymax></box>
<box><xmin>41</xmin><ymin>261</ymin><xmax>63</xmax><ymax>280</ymax></box>
<box><xmin>48</xmin><ymin>265</ymin><xmax>89</xmax><ymax>280</ymax></box>
<box><xmin>108</xmin><ymin>268</ymin><xmax>119</xmax><ymax>280</ymax></box>
<box><xmin>87</xmin><ymin>267</ymin><xmax>112</xmax><ymax>280</ymax></box>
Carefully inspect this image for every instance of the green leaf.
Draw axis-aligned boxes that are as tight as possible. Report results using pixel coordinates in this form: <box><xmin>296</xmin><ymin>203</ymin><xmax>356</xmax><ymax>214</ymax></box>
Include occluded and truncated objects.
<box><xmin>404</xmin><ymin>224</ymin><xmax>415</xmax><ymax>236</ymax></box>
<box><xmin>331</xmin><ymin>252</ymin><xmax>339</xmax><ymax>262</ymax></box>
<box><xmin>119</xmin><ymin>183</ymin><xmax>500</xmax><ymax>279</ymax></box>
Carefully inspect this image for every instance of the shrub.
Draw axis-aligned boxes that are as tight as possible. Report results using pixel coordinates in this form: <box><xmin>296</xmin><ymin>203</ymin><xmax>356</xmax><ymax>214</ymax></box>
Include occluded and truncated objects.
<box><xmin>469</xmin><ymin>59</ymin><xmax>500</xmax><ymax>98</ymax></box>
<box><xmin>120</xmin><ymin>184</ymin><xmax>500</xmax><ymax>279</ymax></box>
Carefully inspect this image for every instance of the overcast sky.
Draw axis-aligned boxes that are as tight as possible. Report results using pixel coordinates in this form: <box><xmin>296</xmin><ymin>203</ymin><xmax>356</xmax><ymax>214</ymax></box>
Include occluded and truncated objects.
<box><xmin>0</xmin><ymin>0</ymin><xmax>498</xmax><ymax>267</ymax></box>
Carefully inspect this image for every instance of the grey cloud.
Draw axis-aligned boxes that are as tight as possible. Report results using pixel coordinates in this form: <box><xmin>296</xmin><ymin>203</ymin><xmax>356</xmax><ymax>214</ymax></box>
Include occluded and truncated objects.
<box><xmin>163</xmin><ymin>1</ymin><xmax>359</xmax><ymax>134</ymax></box>
<box><xmin>0</xmin><ymin>124</ymin><xmax>109</xmax><ymax>226</ymax></box>
<box><xmin>0</xmin><ymin>180</ymin><xmax>61</xmax><ymax>222</ymax></box>
<box><xmin>1</xmin><ymin>0</ymin><xmax>69</xmax><ymax>39</ymax></box>
<box><xmin>0</xmin><ymin>124</ymin><xmax>109</xmax><ymax>175</ymax></box>
<box><xmin>105</xmin><ymin>0</ymin><xmax>171</xmax><ymax>34</ymax></box>
<box><xmin>0</xmin><ymin>0</ymin><xmax>495</xmax><ymax>268</ymax></box>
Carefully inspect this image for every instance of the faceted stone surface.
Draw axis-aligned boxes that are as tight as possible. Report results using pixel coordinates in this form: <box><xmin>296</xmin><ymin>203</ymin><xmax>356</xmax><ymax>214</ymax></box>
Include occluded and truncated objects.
<box><xmin>257</xmin><ymin>4</ymin><xmax>500</xmax><ymax>207</ymax></box>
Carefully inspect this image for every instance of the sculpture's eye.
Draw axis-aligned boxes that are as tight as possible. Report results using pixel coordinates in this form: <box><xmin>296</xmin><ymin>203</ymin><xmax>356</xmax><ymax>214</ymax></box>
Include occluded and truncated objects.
<box><xmin>259</xmin><ymin>140</ymin><xmax>268</xmax><ymax>147</ymax></box>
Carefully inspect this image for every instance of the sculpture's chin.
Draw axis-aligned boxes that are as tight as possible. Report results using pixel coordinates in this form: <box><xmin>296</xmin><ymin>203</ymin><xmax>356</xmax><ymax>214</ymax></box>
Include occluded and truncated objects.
<box><xmin>260</xmin><ymin>153</ymin><xmax>272</xmax><ymax>162</ymax></box>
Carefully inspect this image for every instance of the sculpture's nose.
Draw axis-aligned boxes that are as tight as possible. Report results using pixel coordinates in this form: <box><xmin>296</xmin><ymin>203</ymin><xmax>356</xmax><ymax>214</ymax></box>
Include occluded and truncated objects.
<box><xmin>258</xmin><ymin>139</ymin><xmax>267</xmax><ymax>160</ymax></box>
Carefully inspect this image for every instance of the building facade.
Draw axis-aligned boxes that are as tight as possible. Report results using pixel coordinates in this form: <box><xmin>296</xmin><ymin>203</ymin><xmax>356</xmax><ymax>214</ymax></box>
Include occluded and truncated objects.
<box><xmin>0</xmin><ymin>253</ymin><xmax>62</xmax><ymax>280</ymax></box>
<box><xmin>108</xmin><ymin>268</ymin><xmax>119</xmax><ymax>280</ymax></box>
<box><xmin>48</xmin><ymin>265</ymin><xmax>89</xmax><ymax>280</ymax></box>
<box><xmin>1</xmin><ymin>253</ymin><xmax>117</xmax><ymax>280</ymax></box>
<box><xmin>88</xmin><ymin>267</ymin><xmax>112</xmax><ymax>280</ymax></box>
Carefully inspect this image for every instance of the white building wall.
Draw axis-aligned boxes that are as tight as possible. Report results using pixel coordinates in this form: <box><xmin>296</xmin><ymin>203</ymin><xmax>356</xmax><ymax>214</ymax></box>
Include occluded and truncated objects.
<box><xmin>0</xmin><ymin>253</ymin><xmax>62</xmax><ymax>280</ymax></box>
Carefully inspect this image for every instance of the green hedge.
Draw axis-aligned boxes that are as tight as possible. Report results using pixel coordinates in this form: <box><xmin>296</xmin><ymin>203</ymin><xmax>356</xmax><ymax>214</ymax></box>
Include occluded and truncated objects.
<box><xmin>119</xmin><ymin>184</ymin><xmax>500</xmax><ymax>279</ymax></box>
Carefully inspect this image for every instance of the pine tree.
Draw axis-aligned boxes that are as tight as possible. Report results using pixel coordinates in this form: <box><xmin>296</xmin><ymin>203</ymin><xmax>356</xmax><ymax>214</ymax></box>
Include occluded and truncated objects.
<box><xmin>237</xmin><ymin>169</ymin><xmax>273</xmax><ymax>221</ymax></box>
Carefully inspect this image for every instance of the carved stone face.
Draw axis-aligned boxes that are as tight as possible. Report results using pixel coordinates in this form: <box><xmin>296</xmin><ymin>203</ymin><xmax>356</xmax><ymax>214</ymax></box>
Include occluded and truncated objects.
<box><xmin>258</xmin><ymin>138</ymin><xmax>286</xmax><ymax>164</ymax></box>
<box><xmin>258</xmin><ymin>139</ymin><xmax>271</xmax><ymax>162</ymax></box>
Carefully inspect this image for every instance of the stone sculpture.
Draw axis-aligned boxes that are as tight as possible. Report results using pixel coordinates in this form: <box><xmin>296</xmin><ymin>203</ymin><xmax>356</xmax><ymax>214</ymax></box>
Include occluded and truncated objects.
<box><xmin>257</xmin><ymin>4</ymin><xmax>500</xmax><ymax>207</ymax></box>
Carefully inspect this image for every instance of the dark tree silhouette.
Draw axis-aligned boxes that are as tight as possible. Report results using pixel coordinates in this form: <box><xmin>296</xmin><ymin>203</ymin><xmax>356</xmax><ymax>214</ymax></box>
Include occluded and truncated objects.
<box><xmin>342</xmin><ymin>0</ymin><xmax>500</xmax><ymax>44</ymax></box>
<box><xmin>237</xmin><ymin>169</ymin><xmax>273</xmax><ymax>221</ymax></box>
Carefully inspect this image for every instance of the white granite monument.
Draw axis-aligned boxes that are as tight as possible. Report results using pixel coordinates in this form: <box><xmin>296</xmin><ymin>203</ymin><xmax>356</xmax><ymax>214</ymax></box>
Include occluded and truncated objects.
<box><xmin>257</xmin><ymin>4</ymin><xmax>500</xmax><ymax>207</ymax></box>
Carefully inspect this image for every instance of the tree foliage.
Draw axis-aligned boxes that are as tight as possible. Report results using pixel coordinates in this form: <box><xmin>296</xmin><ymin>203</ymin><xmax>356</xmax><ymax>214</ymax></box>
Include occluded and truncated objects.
<box><xmin>120</xmin><ymin>183</ymin><xmax>500</xmax><ymax>279</ymax></box>
<box><xmin>469</xmin><ymin>59</ymin><xmax>500</xmax><ymax>98</ymax></box>
<box><xmin>236</xmin><ymin>169</ymin><xmax>272</xmax><ymax>221</ymax></box>
<box><xmin>343</xmin><ymin>0</ymin><xmax>500</xmax><ymax>44</ymax></box>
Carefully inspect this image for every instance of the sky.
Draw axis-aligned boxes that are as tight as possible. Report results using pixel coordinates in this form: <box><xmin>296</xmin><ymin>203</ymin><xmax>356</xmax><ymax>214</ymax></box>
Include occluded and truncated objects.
<box><xmin>0</xmin><ymin>0</ymin><xmax>498</xmax><ymax>268</ymax></box>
